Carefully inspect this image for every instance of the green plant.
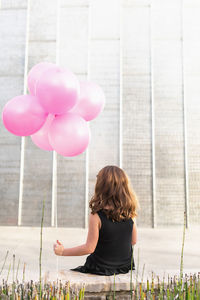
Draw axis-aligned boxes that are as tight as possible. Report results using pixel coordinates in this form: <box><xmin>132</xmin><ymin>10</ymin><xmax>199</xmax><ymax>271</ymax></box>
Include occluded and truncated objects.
<box><xmin>180</xmin><ymin>211</ymin><xmax>186</xmax><ymax>283</ymax></box>
<box><xmin>6</xmin><ymin>263</ymin><xmax>11</xmax><ymax>283</ymax></box>
<box><xmin>16</xmin><ymin>258</ymin><xmax>20</xmax><ymax>282</ymax></box>
<box><xmin>23</xmin><ymin>262</ymin><xmax>26</xmax><ymax>283</ymax></box>
<box><xmin>0</xmin><ymin>250</ymin><xmax>9</xmax><ymax>277</ymax></box>
<box><xmin>12</xmin><ymin>254</ymin><xmax>15</xmax><ymax>284</ymax></box>
<box><xmin>39</xmin><ymin>197</ymin><xmax>45</xmax><ymax>299</ymax></box>
<box><xmin>113</xmin><ymin>272</ymin><xmax>116</xmax><ymax>300</ymax></box>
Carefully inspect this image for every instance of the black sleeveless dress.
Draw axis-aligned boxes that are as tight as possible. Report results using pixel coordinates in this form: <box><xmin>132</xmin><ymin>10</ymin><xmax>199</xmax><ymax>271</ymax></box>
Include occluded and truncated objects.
<box><xmin>71</xmin><ymin>209</ymin><xmax>135</xmax><ymax>276</ymax></box>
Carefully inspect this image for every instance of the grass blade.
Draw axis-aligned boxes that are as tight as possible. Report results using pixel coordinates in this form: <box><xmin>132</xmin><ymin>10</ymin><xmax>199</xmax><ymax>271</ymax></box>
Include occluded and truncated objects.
<box><xmin>6</xmin><ymin>263</ymin><xmax>11</xmax><ymax>282</ymax></box>
<box><xmin>23</xmin><ymin>262</ymin><xmax>26</xmax><ymax>283</ymax></box>
<box><xmin>16</xmin><ymin>258</ymin><xmax>20</xmax><ymax>282</ymax></box>
<box><xmin>39</xmin><ymin>197</ymin><xmax>45</xmax><ymax>299</ymax></box>
<box><xmin>0</xmin><ymin>250</ymin><xmax>9</xmax><ymax>277</ymax></box>
<box><xmin>180</xmin><ymin>211</ymin><xmax>186</xmax><ymax>283</ymax></box>
<box><xmin>113</xmin><ymin>273</ymin><xmax>116</xmax><ymax>300</ymax></box>
<box><xmin>12</xmin><ymin>254</ymin><xmax>15</xmax><ymax>283</ymax></box>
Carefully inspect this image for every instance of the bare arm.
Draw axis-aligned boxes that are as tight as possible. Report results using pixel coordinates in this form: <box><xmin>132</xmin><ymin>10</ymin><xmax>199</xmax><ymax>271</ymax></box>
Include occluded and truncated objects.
<box><xmin>132</xmin><ymin>219</ymin><xmax>137</xmax><ymax>245</ymax></box>
<box><xmin>54</xmin><ymin>213</ymin><xmax>100</xmax><ymax>256</ymax></box>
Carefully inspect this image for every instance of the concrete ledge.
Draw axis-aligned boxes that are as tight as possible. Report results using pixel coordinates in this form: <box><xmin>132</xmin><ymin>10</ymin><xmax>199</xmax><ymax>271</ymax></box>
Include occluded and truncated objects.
<box><xmin>45</xmin><ymin>270</ymin><xmax>138</xmax><ymax>299</ymax></box>
<box><xmin>45</xmin><ymin>270</ymin><xmax>137</xmax><ymax>292</ymax></box>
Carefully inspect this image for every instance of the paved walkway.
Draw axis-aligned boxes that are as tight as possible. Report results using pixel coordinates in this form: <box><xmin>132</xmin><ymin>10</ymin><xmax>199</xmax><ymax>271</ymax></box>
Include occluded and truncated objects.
<box><xmin>0</xmin><ymin>226</ymin><xmax>199</xmax><ymax>291</ymax></box>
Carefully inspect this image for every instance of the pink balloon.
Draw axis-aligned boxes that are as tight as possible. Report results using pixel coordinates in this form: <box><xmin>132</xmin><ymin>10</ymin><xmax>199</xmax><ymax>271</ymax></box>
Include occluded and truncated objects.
<box><xmin>31</xmin><ymin>114</ymin><xmax>54</xmax><ymax>151</ymax></box>
<box><xmin>2</xmin><ymin>95</ymin><xmax>47</xmax><ymax>136</ymax></box>
<box><xmin>36</xmin><ymin>67</ymin><xmax>80</xmax><ymax>115</ymax></box>
<box><xmin>48</xmin><ymin>112</ymin><xmax>90</xmax><ymax>157</ymax></box>
<box><xmin>27</xmin><ymin>62</ymin><xmax>56</xmax><ymax>95</ymax></box>
<box><xmin>70</xmin><ymin>81</ymin><xmax>105</xmax><ymax>121</ymax></box>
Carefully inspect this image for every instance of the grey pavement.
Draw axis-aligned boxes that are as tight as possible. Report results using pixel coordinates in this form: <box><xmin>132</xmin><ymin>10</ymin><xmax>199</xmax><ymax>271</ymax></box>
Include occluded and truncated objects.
<box><xmin>0</xmin><ymin>226</ymin><xmax>200</xmax><ymax>291</ymax></box>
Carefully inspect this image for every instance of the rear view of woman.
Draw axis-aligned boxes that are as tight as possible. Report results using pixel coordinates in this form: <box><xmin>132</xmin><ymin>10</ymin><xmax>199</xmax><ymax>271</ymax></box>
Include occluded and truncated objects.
<box><xmin>54</xmin><ymin>165</ymin><xmax>139</xmax><ymax>276</ymax></box>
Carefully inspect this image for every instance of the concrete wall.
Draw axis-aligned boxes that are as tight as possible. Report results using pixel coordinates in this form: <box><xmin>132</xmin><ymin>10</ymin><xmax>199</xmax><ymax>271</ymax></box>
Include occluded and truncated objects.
<box><xmin>0</xmin><ymin>0</ymin><xmax>199</xmax><ymax>227</ymax></box>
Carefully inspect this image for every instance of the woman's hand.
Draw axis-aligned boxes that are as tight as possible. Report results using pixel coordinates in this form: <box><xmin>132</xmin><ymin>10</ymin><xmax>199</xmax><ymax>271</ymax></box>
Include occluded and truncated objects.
<box><xmin>52</xmin><ymin>213</ymin><xmax>100</xmax><ymax>256</ymax></box>
<box><xmin>53</xmin><ymin>240</ymin><xmax>64</xmax><ymax>256</ymax></box>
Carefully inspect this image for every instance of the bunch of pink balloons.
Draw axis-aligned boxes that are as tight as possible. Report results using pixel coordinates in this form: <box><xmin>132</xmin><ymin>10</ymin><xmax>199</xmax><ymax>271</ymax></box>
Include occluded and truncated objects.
<box><xmin>2</xmin><ymin>62</ymin><xmax>105</xmax><ymax>157</ymax></box>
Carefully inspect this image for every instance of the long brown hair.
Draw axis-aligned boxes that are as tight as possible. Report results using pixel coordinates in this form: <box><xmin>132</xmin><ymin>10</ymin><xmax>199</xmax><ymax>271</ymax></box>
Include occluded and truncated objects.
<box><xmin>89</xmin><ymin>165</ymin><xmax>139</xmax><ymax>221</ymax></box>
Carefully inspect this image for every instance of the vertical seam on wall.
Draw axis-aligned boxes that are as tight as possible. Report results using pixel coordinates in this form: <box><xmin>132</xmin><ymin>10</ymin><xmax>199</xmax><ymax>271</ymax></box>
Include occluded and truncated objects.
<box><xmin>18</xmin><ymin>0</ymin><xmax>31</xmax><ymax>226</ymax></box>
<box><xmin>149</xmin><ymin>1</ymin><xmax>156</xmax><ymax>228</ymax></box>
<box><xmin>119</xmin><ymin>0</ymin><xmax>123</xmax><ymax>169</ymax></box>
<box><xmin>85</xmin><ymin>0</ymin><xmax>92</xmax><ymax>229</ymax></box>
<box><xmin>181</xmin><ymin>0</ymin><xmax>189</xmax><ymax>228</ymax></box>
<box><xmin>51</xmin><ymin>0</ymin><xmax>60</xmax><ymax>227</ymax></box>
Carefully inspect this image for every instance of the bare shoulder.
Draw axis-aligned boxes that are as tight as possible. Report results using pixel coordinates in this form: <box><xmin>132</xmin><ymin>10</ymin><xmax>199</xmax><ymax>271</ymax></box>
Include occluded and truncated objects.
<box><xmin>132</xmin><ymin>217</ymin><xmax>137</xmax><ymax>225</ymax></box>
<box><xmin>89</xmin><ymin>212</ymin><xmax>99</xmax><ymax>221</ymax></box>
<box><xmin>89</xmin><ymin>212</ymin><xmax>101</xmax><ymax>229</ymax></box>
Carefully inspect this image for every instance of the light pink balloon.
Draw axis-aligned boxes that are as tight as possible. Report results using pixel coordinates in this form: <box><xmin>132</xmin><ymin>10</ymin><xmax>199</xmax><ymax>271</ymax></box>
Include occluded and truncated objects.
<box><xmin>27</xmin><ymin>62</ymin><xmax>56</xmax><ymax>95</ymax></box>
<box><xmin>48</xmin><ymin>112</ymin><xmax>90</xmax><ymax>157</ymax></box>
<box><xmin>36</xmin><ymin>67</ymin><xmax>80</xmax><ymax>115</ymax></box>
<box><xmin>31</xmin><ymin>114</ymin><xmax>54</xmax><ymax>151</ymax></box>
<box><xmin>70</xmin><ymin>81</ymin><xmax>105</xmax><ymax>121</ymax></box>
<box><xmin>2</xmin><ymin>95</ymin><xmax>47</xmax><ymax>136</ymax></box>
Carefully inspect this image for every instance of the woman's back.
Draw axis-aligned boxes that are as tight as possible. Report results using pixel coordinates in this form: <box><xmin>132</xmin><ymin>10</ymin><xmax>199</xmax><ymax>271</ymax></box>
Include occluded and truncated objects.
<box><xmin>71</xmin><ymin>209</ymin><xmax>135</xmax><ymax>275</ymax></box>
<box><xmin>91</xmin><ymin>210</ymin><xmax>133</xmax><ymax>267</ymax></box>
<box><xmin>68</xmin><ymin>165</ymin><xmax>138</xmax><ymax>276</ymax></box>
